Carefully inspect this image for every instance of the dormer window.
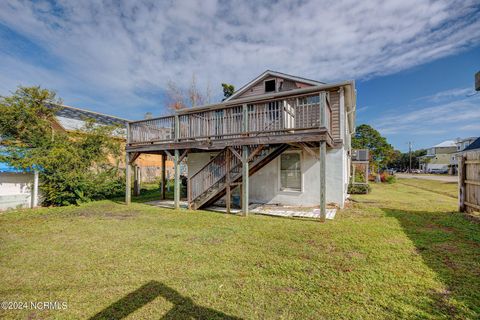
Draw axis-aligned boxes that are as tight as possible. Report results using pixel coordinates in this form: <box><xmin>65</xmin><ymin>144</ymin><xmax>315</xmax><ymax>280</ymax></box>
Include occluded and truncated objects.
<box><xmin>264</xmin><ymin>79</ymin><xmax>276</xmax><ymax>93</ymax></box>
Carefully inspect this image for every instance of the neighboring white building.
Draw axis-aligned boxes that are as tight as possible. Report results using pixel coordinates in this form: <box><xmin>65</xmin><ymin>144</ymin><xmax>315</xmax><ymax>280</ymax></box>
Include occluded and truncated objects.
<box><xmin>0</xmin><ymin>164</ymin><xmax>39</xmax><ymax>211</ymax></box>
<box><xmin>419</xmin><ymin>140</ymin><xmax>457</xmax><ymax>173</ymax></box>
<box><xmin>419</xmin><ymin>137</ymin><xmax>479</xmax><ymax>174</ymax></box>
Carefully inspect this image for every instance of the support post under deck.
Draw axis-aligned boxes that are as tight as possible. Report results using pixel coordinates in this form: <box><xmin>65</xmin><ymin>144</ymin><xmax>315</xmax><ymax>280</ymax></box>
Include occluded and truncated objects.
<box><xmin>174</xmin><ymin>149</ymin><xmax>180</xmax><ymax>209</ymax></box>
<box><xmin>319</xmin><ymin>141</ymin><xmax>326</xmax><ymax>221</ymax></box>
<box><xmin>242</xmin><ymin>145</ymin><xmax>249</xmax><ymax>216</ymax></box>
<box><xmin>125</xmin><ymin>122</ymin><xmax>132</xmax><ymax>205</ymax></box>
<box><xmin>241</xmin><ymin>103</ymin><xmax>249</xmax><ymax>216</ymax></box>
<box><xmin>161</xmin><ymin>155</ymin><xmax>166</xmax><ymax>200</ymax></box>
<box><xmin>225</xmin><ymin>149</ymin><xmax>231</xmax><ymax>214</ymax></box>
<box><xmin>318</xmin><ymin>91</ymin><xmax>327</xmax><ymax>221</ymax></box>
<box><xmin>125</xmin><ymin>152</ymin><xmax>132</xmax><ymax>205</ymax></box>
<box><xmin>133</xmin><ymin>165</ymin><xmax>141</xmax><ymax>196</ymax></box>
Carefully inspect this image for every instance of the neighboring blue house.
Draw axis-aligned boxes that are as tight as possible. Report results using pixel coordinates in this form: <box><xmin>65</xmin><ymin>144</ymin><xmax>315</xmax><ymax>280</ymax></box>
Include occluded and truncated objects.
<box><xmin>0</xmin><ymin>162</ymin><xmax>39</xmax><ymax>211</ymax></box>
<box><xmin>460</xmin><ymin>137</ymin><xmax>480</xmax><ymax>153</ymax></box>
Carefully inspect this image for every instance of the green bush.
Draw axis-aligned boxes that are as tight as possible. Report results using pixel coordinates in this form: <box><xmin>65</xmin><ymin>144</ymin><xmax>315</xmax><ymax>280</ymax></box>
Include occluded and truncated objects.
<box><xmin>348</xmin><ymin>183</ymin><xmax>370</xmax><ymax>194</ymax></box>
<box><xmin>0</xmin><ymin>86</ymin><xmax>125</xmax><ymax>206</ymax></box>
<box><xmin>385</xmin><ymin>175</ymin><xmax>396</xmax><ymax>184</ymax></box>
<box><xmin>353</xmin><ymin>170</ymin><xmax>366</xmax><ymax>183</ymax></box>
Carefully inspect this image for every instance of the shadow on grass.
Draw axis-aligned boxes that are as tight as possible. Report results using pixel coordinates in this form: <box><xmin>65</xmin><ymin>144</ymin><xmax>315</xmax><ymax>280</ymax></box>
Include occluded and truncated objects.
<box><xmin>111</xmin><ymin>184</ymin><xmax>189</xmax><ymax>205</ymax></box>
<box><xmin>383</xmin><ymin>208</ymin><xmax>480</xmax><ymax>318</ymax></box>
<box><xmin>89</xmin><ymin>281</ymin><xmax>242</xmax><ymax>320</ymax></box>
<box><xmin>111</xmin><ymin>188</ymin><xmax>174</xmax><ymax>205</ymax></box>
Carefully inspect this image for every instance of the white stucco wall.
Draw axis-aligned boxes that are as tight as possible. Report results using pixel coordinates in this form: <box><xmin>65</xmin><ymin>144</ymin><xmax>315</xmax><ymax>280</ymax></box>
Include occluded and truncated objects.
<box><xmin>0</xmin><ymin>172</ymin><xmax>37</xmax><ymax>211</ymax></box>
<box><xmin>187</xmin><ymin>146</ymin><xmax>349</xmax><ymax>208</ymax></box>
<box><xmin>249</xmin><ymin>147</ymin><xmax>347</xmax><ymax>207</ymax></box>
<box><xmin>188</xmin><ymin>153</ymin><xmax>217</xmax><ymax>178</ymax></box>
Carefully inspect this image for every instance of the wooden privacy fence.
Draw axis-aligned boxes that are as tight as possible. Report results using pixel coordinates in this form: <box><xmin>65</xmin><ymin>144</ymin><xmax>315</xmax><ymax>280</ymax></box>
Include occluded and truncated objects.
<box><xmin>458</xmin><ymin>151</ymin><xmax>480</xmax><ymax>212</ymax></box>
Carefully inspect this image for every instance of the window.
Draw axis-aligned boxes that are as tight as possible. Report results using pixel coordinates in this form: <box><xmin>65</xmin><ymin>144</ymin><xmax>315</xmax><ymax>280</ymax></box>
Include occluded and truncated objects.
<box><xmin>264</xmin><ymin>79</ymin><xmax>276</xmax><ymax>92</ymax></box>
<box><xmin>268</xmin><ymin>101</ymin><xmax>280</xmax><ymax>122</ymax></box>
<box><xmin>280</xmin><ymin>152</ymin><xmax>301</xmax><ymax>191</ymax></box>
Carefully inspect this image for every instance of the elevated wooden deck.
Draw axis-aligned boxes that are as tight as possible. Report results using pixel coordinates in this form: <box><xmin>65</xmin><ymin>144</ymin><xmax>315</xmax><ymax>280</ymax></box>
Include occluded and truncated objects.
<box><xmin>126</xmin><ymin>87</ymin><xmax>334</xmax><ymax>154</ymax></box>
<box><xmin>125</xmin><ymin>84</ymin><xmax>348</xmax><ymax>221</ymax></box>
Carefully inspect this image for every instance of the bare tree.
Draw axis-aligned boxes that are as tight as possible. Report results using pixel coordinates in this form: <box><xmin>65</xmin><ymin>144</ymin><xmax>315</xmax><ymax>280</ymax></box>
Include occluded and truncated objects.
<box><xmin>166</xmin><ymin>80</ymin><xmax>186</xmax><ymax>111</ymax></box>
<box><xmin>166</xmin><ymin>73</ymin><xmax>210</xmax><ymax>112</ymax></box>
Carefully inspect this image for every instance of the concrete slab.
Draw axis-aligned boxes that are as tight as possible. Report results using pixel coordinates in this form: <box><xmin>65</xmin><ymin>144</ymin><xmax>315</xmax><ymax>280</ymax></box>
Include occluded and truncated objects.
<box><xmin>145</xmin><ymin>200</ymin><xmax>188</xmax><ymax>209</ymax></box>
<box><xmin>144</xmin><ymin>200</ymin><xmax>336</xmax><ymax>220</ymax></box>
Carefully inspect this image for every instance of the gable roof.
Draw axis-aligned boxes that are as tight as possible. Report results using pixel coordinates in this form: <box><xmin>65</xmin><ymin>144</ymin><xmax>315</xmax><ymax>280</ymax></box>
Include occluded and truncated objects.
<box><xmin>463</xmin><ymin>137</ymin><xmax>480</xmax><ymax>152</ymax></box>
<box><xmin>46</xmin><ymin>104</ymin><xmax>128</xmax><ymax>131</ymax></box>
<box><xmin>224</xmin><ymin>70</ymin><xmax>325</xmax><ymax>101</ymax></box>
<box><xmin>433</xmin><ymin>140</ymin><xmax>457</xmax><ymax>148</ymax></box>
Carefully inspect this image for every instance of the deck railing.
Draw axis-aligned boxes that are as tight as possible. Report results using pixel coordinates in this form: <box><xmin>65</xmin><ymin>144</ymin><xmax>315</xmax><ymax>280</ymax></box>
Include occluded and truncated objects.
<box><xmin>128</xmin><ymin>91</ymin><xmax>332</xmax><ymax>145</ymax></box>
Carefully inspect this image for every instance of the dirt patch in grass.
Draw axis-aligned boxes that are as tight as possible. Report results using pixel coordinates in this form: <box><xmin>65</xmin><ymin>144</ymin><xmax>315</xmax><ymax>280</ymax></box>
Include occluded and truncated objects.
<box><xmin>423</xmin><ymin>223</ymin><xmax>455</xmax><ymax>233</ymax></box>
<box><xmin>306</xmin><ymin>239</ymin><xmax>337</xmax><ymax>254</ymax></box>
<box><xmin>432</xmin><ymin>242</ymin><xmax>460</xmax><ymax>254</ymax></box>
<box><xmin>345</xmin><ymin>251</ymin><xmax>366</xmax><ymax>260</ymax></box>
<box><xmin>188</xmin><ymin>236</ymin><xmax>224</xmax><ymax>245</ymax></box>
<box><xmin>76</xmin><ymin>209</ymin><xmax>139</xmax><ymax>220</ymax></box>
<box><xmin>274</xmin><ymin>286</ymin><xmax>298</xmax><ymax>294</ymax></box>
<box><xmin>298</xmin><ymin>253</ymin><xmax>313</xmax><ymax>260</ymax></box>
<box><xmin>432</xmin><ymin>288</ymin><xmax>458</xmax><ymax>318</ymax></box>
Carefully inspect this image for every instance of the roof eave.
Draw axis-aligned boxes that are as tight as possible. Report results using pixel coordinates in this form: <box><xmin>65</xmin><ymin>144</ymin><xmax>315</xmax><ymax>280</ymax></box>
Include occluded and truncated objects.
<box><xmin>224</xmin><ymin>70</ymin><xmax>325</xmax><ymax>102</ymax></box>
<box><xmin>174</xmin><ymin>80</ymin><xmax>355</xmax><ymax>116</ymax></box>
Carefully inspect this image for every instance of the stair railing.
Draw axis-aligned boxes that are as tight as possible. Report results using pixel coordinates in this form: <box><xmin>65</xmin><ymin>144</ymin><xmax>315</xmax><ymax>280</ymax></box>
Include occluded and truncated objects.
<box><xmin>189</xmin><ymin>147</ymin><xmax>242</xmax><ymax>202</ymax></box>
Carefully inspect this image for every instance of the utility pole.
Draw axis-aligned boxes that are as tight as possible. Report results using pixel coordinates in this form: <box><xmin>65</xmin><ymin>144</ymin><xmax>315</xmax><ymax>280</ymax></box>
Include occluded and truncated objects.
<box><xmin>408</xmin><ymin>141</ymin><xmax>412</xmax><ymax>173</ymax></box>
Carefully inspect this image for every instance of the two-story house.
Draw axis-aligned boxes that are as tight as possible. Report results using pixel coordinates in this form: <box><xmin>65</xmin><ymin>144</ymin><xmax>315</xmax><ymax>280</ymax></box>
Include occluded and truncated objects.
<box><xmin>126</xmin><ymin>70</ymin><xmax>356</xmax><ymax>220</ymax></box>
<box><xmin>419</xmin><ymin>140</ymin><xmax>459</xmax><ymax>173</ymax></box>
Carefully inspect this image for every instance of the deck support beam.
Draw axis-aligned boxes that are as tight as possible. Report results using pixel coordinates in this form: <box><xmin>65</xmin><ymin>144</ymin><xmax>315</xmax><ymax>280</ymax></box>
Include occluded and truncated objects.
<box><xmin>174</xmin><ymin>149</ymin><xmax>180</xmax><ymax>209</ymax></box>
<box><xmin>319</xmin><ymin>141</ymin><xmax>326</xmax><ymax>221</ymax></box>
<box><xmin>133</xmin><ymin>165</ymin><xmax>141</xmax><ymax>196</ymax></box>
<box><xmin>161</xmin><ymin>155</ymin><xmax>166</xmax><ymax>200</ymax></box>
<box><xmin>242</xmin><ymin>145</ymin><xmax>249</xmax><ymax>216</ymax></box>
<box><xmin>225</xmin><ymin>148</ymin><xmax>231</xmax><ymax>214</ymax></box>
<box><xmin>173</xmin><ymin>115</ymin><xmax>181</xmax><ymax>210</ymax></box>
<box><xmin>126</xmin><ymin>122</ymin><xmax>132</xmax><ymax>205</ymax></box>
<box><xmin>125</xmin><ymin>152</ymin><xmax>132</xmax><ymax>205</ymax></box>
<box><xmin>241</xmin><ymin>103</ymin><xmax>249</xmax><ymax>216</ymax></box>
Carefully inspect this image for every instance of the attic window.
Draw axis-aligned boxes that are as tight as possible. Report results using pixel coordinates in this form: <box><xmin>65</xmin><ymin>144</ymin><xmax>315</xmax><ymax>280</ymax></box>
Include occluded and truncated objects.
<box><xmin>264</xmin><ymin>79</ymin><xmax>276</xmax><ymax>92</ymax></box>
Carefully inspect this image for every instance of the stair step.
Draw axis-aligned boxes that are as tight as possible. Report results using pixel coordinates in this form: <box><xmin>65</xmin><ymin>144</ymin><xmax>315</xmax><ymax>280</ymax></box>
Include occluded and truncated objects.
<box><xmin>191</xmin><ymin>144</ymin><xmax>289</xmax><ymax>209</ymax></box>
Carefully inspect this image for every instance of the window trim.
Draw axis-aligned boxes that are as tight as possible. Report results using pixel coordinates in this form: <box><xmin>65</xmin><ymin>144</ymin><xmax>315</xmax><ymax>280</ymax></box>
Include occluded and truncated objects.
<box><xmin>278</xmin><ymin>150</ymin><xmax>303</xmax><ymax>193</ymax></box>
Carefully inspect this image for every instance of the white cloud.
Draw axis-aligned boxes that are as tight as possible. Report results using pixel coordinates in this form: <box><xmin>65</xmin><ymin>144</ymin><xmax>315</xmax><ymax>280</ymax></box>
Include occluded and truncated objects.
<box><xmin>418</xmin><ymin>87</ymin><xmax>474</xmax><ymax>102</ymax></box>
<box><xmin>459</xmin><ymin>123</ymin><xmax>480</xmax><ymax>131</ymax></box>
<box><xmin>375</xmin><ymin>93</ymin><xmax>480</xmax><ymax>135</ymax></box>
<box><xmin>0</xmin><ymin>0</ymin><xmax>479</xmax><ymax>118</ymax></box>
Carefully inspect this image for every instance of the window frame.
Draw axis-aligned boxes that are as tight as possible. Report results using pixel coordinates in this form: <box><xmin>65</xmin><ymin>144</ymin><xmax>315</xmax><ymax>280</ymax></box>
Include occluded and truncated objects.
<box><xmin>278</xmin><ymin>150</ymin><xmax>303</xmax><ymax>193</ymax></box>
<box><xmin>264</xmin><ymin>79</ymin><xmax>277</xmax><ymax>93</ymax></box>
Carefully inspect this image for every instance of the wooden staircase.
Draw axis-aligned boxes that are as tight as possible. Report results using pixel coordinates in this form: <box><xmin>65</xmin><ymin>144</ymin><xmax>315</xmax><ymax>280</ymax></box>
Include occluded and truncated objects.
<box><xmin>188</xmin><ymin>144</ymin><xmax>289</xmax><ymax>210</ymax></box>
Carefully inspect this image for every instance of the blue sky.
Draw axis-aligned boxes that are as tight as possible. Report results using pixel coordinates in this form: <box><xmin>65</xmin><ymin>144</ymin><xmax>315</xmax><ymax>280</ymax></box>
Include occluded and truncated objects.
<box><xmin>357</xmin><ymin>46</ymin><xmax>480</xmax><ymax>151</ymax></box>
<box><xmin>0</xmin><ymin>1</ymin><xmax>479</xmax><ymax>152</ymax></box>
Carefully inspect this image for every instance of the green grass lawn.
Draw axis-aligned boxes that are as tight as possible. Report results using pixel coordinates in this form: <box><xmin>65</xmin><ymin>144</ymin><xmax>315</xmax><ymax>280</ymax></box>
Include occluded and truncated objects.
<box><xmin>0</xmin><ymin>180</ymin><xmax>479</xmax><ymax>319</ymax></box>
<box><xmin>397</xmin><ymin>177</ymin><xmax>458</xmax><ymax>198</ymax></box>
